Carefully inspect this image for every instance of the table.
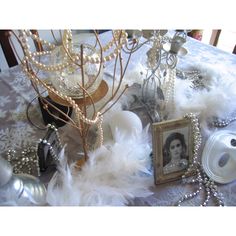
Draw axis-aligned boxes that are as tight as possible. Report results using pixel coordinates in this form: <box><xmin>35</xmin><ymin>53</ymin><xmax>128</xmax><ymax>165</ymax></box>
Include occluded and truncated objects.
<box><xmin>1</xmin><ymin>31</ymin><xmax>236</xmax><ymax>206</ymax></box>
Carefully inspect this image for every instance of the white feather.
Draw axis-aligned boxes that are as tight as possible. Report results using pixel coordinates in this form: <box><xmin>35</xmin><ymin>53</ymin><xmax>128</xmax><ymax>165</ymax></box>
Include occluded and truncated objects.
<box><xmin>173</xmin><ymin>63</ymin><xmax>236</xmax><ymax>136</ymax></box>
<box><xmin>46</xmin><ymin>126</ymin><xmax>153</xmax><ymax>206</ymax></box>
<box><xmin>122</xmin><ymin>63</ymin><xmax>146</xmax><ymax>86</ymax></box>
<box><xmin>46</xmin><ymin>147</ymin><xmax>81</xmax><ymax>205</ymax></box>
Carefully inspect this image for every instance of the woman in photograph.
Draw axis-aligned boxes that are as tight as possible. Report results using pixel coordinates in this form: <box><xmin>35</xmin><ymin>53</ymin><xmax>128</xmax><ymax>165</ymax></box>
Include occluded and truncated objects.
<box><xmin>163</xmin><ymin>132</ymin><xmax>188</xmax><ymax>175</ymax></box>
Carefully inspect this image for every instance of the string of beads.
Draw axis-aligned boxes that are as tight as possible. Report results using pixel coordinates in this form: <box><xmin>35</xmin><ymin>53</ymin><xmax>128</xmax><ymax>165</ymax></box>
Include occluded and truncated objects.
<box><xmin>5</xmin><ymin>124</ymin><xmax>62</xmax><ymax>177</ymax></box>
<box><xmin>176</xmin><ymin>113</ymin><xmax>224</xmax><ymax>206</ymax></box>
<box><xmin>19</xmin><ymin>30</ymin><xmax>128</xmax><ymax>72</ymax></box>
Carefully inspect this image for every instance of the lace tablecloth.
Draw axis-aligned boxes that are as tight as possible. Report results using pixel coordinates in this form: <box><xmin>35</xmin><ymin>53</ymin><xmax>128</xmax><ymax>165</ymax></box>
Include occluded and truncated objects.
<box><xmin>1</xmin><ymin>32</ymin><xmax>236</xmax><ymax>206</ymax></box>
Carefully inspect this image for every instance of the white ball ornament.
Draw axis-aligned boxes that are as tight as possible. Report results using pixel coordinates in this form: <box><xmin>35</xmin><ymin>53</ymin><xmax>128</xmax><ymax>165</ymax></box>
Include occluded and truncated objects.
<box><xmin>109</xmin><ymin>111</ymin><xmax>143</xmax><ymax>139</ymax></box>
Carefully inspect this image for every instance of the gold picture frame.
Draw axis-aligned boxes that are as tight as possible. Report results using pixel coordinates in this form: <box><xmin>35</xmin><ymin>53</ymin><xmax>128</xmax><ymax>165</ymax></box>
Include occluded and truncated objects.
<box><xmin>152</xmin><ymin>117</ymin><xmax>193</xmax><ymax>185</ymax></box>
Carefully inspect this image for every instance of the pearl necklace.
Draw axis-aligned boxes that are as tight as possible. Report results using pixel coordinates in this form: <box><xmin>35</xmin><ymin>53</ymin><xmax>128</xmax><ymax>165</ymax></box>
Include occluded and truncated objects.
<box><xmin>19</xmin><ymin>30</ymin><xmax>128</xmax><ymax>72</ymax></box>
<box><xmin>19</xmin><ymin>29</ymin><xmax>122</xmax><ymax>149</ymax></box>
<box><xmin>177</xmin><ymin>113</ymin><xmax>224</xmax><ymax>206</ymax></box>
<box><xmin>161</xmin><ymin>67</ymin><xmax>176</xmax><ymax>120</ymax></box>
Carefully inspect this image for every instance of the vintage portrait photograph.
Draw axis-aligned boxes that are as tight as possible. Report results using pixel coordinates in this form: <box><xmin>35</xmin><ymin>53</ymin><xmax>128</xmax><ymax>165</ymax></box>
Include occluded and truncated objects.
<box><xmin>152</xmin><ymin>118</ymin><xmax>193</xmax><ymax>184</ymax></box>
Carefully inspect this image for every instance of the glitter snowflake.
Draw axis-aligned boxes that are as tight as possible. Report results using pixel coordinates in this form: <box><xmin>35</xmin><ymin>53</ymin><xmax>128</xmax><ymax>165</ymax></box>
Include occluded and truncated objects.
<box><xmin>0</xmin><ymin>122</ymin><xmax>37</xmax><ymax>154</ymax></box>
<box><xmin>0</xmin><ymin>95</ymin><xmax>11</xmax><ymax>107</ymax></box>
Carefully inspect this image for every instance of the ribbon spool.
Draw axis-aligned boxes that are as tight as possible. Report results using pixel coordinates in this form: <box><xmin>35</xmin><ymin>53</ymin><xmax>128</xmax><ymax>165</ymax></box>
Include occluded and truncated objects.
<box><xmin>202</xmin><ymin>130</ymin><xmax>236</xmax><ymax>184</ymax></box>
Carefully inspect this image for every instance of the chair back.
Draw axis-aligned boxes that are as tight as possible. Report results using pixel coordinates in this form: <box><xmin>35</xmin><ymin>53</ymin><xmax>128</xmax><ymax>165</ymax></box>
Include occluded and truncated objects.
<box><xmin>0</xmin><ymin>30</ymin><xmax>42</xmax><ymax>70</ymax></box>
<box><xmin>0</xmin><ymin>30</ymin><xmax>18</xmax><ymax>68</ymax></box>
<box><xmin>233</xmin><ymin>45</ymin><xmax>236</xmax><ymax>54</ymax></box>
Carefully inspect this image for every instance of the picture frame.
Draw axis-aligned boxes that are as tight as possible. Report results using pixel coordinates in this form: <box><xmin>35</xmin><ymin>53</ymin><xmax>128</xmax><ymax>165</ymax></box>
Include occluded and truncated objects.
<box><xmin>152</xmin><ymin>117</ymin><xmax>193</xmax><ymax>185</ymax></box>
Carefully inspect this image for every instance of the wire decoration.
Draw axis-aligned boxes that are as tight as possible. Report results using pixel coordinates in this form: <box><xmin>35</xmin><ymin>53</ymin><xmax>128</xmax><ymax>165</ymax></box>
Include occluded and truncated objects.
<box><xmin>128</xmin><ymin>30</ymin><xmax>188</xmax><ymax>122</ymax></box>
<box><xmin>10</xmin><ymin>30</ymin><xmax>138</xmax><ymax>167</ymax></box>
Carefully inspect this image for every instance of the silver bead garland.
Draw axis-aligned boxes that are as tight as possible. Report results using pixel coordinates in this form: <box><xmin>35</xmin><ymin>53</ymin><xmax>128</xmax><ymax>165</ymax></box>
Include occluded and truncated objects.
<box><xmin>177</xmin><ymin>113</ymin><xmax>225</xmax><ymax>206</ymax></box>
<box><xmin>6</xmin><ymin>146</ymin><xmax>40</xmax><ymax>177</ymax></box>
<box><xmin>212</xmin><ymin>115</ymin><xmax>236</xmax><ymax>128</ymax></box>
<box><xmin>5</xmin><ymin>124</ymin><xmax>62</xmax><ymax>177</ymax></box>
<box><xmin>176</xmin><ymin>69</ymin><xmax>205</xmax><ymax>90</ymax></box>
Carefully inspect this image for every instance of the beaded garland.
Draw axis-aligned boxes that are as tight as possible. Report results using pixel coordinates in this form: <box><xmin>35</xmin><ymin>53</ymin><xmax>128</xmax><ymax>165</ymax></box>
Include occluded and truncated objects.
<box><xmin>6</xmin><ymin>147</ymin><xmax>40</xmax><ymax>177</ymax></box>
<box><xmin>17</xmin><ymin>30</ymin><xmax>129</xmax><ymax>153</ymax></box>
<box><xmin>162</xmin><ymin>67</ymin><xmax>176</xmax><ymax>120</ymax></box>
<box><xmin>18</xmin><ymin>30</ymin><xmax>128</xmax><ymax>71</ymax></box>
<box><xmin>21</xmin><ymin>65</ymin><xmax>104</xmax><ymax>149</ymax></box>
<box><xmin>176</xmin><ymin>69</ymin><xmax>205</xmax><ymax>90</ymax></box>
<box><xmin>212</xmin><ymin>115</ymin><xmax>236</xmax><ymax>128</ymax></box>
<box><xmin>5</xmin><ymin>124</ymin><xmax>62</xmax><ymax>177</ymax></box>
<box><xmin>177</xmin><ymin>113</ymin><xmax>224</xmax><ymax>206</ymax></box>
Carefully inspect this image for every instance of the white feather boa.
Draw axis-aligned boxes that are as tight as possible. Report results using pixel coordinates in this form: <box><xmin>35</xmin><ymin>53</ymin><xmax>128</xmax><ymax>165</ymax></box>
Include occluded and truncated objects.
<box><xmin>46</xmin><ymin>126</ymin><xmax>153</xmax><ymax>206</ymax></box>
<box><xmin>173</xmin><ymin>63</ymin><xmax>236</xmax><ymax>136</ymax></box>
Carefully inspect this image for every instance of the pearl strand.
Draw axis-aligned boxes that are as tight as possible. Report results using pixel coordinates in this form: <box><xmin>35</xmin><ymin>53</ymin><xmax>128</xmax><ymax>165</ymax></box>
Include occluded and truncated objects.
<box><xmin>162</xmin><ymin>68</ymin><xmax>176</xmax><ymax>119</ymax></box>
<box><xmin>177</xmin><ymin>113</ymin><xmax>224</xmax><ymax>206</ymax></box>
<box><xmin>20</xmin><ymin>30</ymin><xmax>74</xmax><ymax>72</ymax></box>
<box><xmin>97</xmin><ymin>114</ymin><xmax>104</xmax><ymax>147</ymax></box>
<box><xmin>20</xmin><ymin>33</ymin><xmax>70</xmax><ymax>72</ymax></box>
<box><xmin>19</xmin><ymin>30</ymin><xmax>128</xmax><ymax>72</ymax></box>
<box><xmin>212</xmin><ymin>115</ymin><xmax>236</xmax><ymax>128</ymax></box>
<box><xmin>21</xmin><ymin>41</ymin><xmax>105</xmax><ymax>149</ymax></box>
<box><xmin>22</xmin><ymin>64</ymin><xmax>103</xmax><ymax>132</ymax></box>
<box><xmin>24</xmin><ymin>30</ymin><xmax>56</xmax><ymax>49</ymax></box>
<box><xmin>74</xmin><ymin>108</ymin><xmax>104</xmax><ymax>146</ymax></box>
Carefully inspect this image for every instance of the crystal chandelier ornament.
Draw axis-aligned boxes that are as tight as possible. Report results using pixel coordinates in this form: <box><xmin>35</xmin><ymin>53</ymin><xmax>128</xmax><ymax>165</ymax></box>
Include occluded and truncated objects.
<box><xmin>133</xmin><ymin>30</ymin><xmax>187</xmax><ymax>70</ymax></box>
<box><xmin>132</xmin><ymin>30</ymin><xmax>187</xmax><ymax>122</ymax></box>
<box><xmin>170</xmin><ymin>31</ymin><xmax>187</xmax><ymax>52</ymax></box>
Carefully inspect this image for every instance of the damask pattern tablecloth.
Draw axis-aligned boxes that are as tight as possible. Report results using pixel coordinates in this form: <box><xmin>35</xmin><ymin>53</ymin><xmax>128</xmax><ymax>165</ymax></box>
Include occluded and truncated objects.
<box><xmin>1</xmin><ymin>32</ymin><xmax>236</xmax><ymax>206</ymax></box>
